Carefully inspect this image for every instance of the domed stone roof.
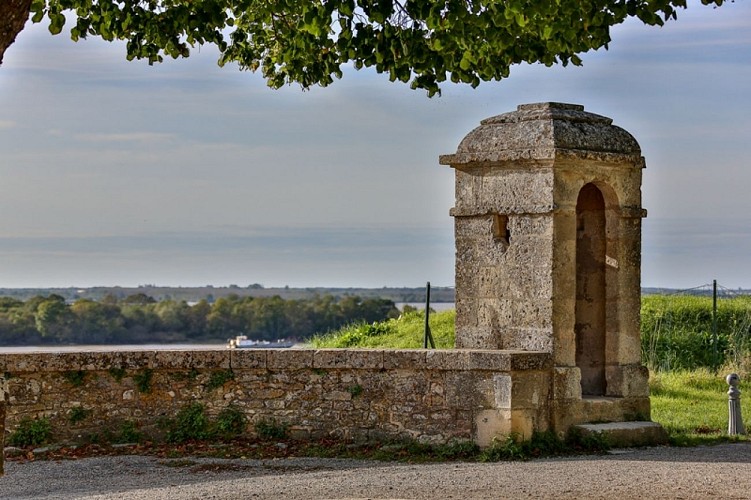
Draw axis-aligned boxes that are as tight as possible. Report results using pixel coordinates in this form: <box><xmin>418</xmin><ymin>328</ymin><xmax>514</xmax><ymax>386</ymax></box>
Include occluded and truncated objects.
<box><xmin>440</xmin><ymin>102</ymin><xmax>642</xmax><ymax>168</ymax></box>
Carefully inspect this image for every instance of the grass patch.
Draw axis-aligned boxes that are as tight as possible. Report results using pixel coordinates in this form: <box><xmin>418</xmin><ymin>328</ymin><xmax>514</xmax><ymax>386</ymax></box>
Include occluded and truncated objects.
<box><xmin>310</xmin><ymin>310</ymin><xmax>455</xmax><ymax>349</ymax></box>
<box><xmin>650</xmin><ymin>369</ymin><xmax>751</xmax><ymax>445</ymax></box>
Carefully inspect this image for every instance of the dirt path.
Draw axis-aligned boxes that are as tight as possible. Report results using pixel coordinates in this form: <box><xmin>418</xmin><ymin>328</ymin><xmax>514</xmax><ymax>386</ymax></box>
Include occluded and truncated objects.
<box><xmin>2</xmin><ymin>442</ymin><xmax>751</xmax><ymax>499</ymax></box>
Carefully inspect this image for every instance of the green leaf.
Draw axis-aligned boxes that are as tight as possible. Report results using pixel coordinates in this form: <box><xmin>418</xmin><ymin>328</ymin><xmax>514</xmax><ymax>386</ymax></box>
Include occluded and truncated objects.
<box><xmin>48</xmin><ymin>12</ymin><xmax>66</xmax><ymax>35</ymax></box>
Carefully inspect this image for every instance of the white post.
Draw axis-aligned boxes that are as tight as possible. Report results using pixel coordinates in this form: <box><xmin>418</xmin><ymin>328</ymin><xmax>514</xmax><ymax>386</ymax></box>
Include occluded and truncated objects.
<box><xmin>727</xmin><ymin>373</ymin><xmax>746</xmax><ymax>436</ymax></box>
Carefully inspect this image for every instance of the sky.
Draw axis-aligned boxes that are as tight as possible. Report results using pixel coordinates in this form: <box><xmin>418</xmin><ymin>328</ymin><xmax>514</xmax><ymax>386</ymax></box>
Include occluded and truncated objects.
<box><xmin>0</xmin><ymin>1</ymin><xmax>749</xmax><ymax>290</ymax></box>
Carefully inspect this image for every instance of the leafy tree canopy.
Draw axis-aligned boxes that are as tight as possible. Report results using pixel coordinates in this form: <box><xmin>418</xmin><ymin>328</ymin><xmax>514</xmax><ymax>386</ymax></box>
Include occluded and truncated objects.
<box><xmin>0</xmin><ymin>0</ymin><xmax>728</xmax><ymax>95</ymax></box>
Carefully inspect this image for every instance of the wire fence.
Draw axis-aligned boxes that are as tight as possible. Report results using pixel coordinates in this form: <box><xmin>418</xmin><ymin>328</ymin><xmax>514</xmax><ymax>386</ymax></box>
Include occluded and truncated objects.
<box><xmin>642</xmin><ymin>281</ymin><xmax>751</xmax><ymax>373</ymax></box>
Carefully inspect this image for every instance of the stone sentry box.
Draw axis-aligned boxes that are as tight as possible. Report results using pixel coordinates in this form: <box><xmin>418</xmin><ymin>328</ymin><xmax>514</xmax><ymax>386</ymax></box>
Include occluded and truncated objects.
<box><xmin>440</xmin><ymin>102</ymin><xmax>651</xmax><ymax>431</ymax></box>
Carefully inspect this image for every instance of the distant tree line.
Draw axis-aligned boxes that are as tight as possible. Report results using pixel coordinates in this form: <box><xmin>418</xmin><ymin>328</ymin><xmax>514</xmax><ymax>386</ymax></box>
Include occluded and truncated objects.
<box><xmin>0</xmin><ymin>285</ymin><xmax>455</xmax><ymax>304</ymax></box>
<box><xmin>0</xmin><ymin>294</ymin><xmax>399</xmax><ymax>345</ymax></box>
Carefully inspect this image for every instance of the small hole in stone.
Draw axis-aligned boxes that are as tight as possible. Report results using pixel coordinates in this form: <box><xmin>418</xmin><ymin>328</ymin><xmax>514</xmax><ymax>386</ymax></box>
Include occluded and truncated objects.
<box><xmin>492</xmin><ymin>214</ymin><xmax>511</xmax><ymax>247</ymax></box>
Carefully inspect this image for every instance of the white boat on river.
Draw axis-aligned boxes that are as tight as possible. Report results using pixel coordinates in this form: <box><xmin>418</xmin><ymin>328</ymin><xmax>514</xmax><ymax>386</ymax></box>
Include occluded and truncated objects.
<box><xmin>227</xmin><ymin>335</ymin><xmax>294</xmax><ymax>349</ymax></box>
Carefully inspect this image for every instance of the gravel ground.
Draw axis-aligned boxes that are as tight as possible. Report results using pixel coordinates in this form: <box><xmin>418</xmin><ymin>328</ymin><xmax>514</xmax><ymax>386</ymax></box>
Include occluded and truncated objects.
<box><xmin>2</xmin><ymin>443</ymin><xmax>751</xmax><ymax>499</ymax></box>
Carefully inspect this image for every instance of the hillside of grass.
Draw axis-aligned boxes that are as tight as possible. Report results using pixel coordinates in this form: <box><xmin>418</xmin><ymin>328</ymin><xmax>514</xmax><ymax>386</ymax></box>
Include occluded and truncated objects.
<box><xmin>310</xmin><ymin>310</ymin><xmax>456</xmax><ymax>349</ymax></box>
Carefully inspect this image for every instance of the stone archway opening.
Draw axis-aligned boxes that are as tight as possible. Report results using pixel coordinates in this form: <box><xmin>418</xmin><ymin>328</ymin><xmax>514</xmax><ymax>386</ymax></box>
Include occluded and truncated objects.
<box><xmin>576</xmin><ymin>182</ymin><xmax>607</xmax><ymax>396</ymax></box>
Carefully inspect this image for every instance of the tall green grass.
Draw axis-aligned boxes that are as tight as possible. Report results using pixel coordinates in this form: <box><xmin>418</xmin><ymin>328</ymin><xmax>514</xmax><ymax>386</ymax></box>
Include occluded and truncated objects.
<box><xmin>310</xmin><ymin>310</ymin><xmax>456</xmax><ymax>349</ymax></box>
<box><xmin>641</xmin><ymin>295</ymin><xmax>751</xmax><ymax>372</ymax></box>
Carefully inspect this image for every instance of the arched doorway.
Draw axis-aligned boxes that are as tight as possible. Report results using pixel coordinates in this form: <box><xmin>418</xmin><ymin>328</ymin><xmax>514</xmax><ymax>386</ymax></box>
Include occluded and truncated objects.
<box><xmin>575</xmin><ymin>183</ymin><xmax>607</xmax><ymax>396</ymax></box>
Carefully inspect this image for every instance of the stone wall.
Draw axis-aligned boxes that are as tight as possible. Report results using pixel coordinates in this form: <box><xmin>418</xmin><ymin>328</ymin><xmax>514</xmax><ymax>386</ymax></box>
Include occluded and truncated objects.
<box><xmin>0</xmin><ymin>349</ymin><xmax>551</xmax><ymax>448</ymax></box>
<box><xmin>1</xmin><ymin>377</ymin><xmax>5</xmax><ymax>475</ymax></box>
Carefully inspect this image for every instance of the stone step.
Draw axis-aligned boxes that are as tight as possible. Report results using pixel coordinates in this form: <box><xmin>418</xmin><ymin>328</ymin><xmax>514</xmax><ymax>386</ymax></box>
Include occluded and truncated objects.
<box><xmin>573</xmin><ymin>421</ymin><xmax>668</xmax><ymax>448</ymax></box>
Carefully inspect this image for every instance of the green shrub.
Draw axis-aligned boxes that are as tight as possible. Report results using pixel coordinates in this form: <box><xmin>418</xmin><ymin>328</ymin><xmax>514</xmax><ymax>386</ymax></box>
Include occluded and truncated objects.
<box><xmin>9</xmin><ymin>417</ymin><xmax>52</xmax><ymax>446</ymax></box>
<box><xmin>63</xmin><ymin>370</ymin><xmax>87</xmax><ymax>387</ymax></box>
<box><xmin>206</xmin><ymin>370</ymin><xmax>234</xmax><ymax>391</ymax></box>
<box><xmin>254</xmin><ymin>419</ymin><xmax>289</xmax><ymax>440</ymax></box>
<box><xmin>108</xmin><ymin>367</ymin><xmax>127</xmax><ymax>383</ymax></box>
<box><xmin>115</xmin><ymin>420</ymin><xmax>143</xmax><ymax>444</ymax></box>
<box><xmin>164</xmin><ymin>402</ymin><xmax>212</xmax><ymax>443</ymax></box>
<box><xmin>133</xmin><ymin>369</ymin><xmax>153</xmax><ymax>394</ymax></box>
<box><xmin>215</xmin><ymin>405</ymin><xmax>247</xmax><ymax>439</ymax></box>
<box><xmin>68</xmin><ymin>406</ymin><xmax>90</xmax><ymax>424</ymax></box>
<box><xmin>348</xmin><ymin>384</ymin><xmax>363</xmax><ymax>398</ymax></box>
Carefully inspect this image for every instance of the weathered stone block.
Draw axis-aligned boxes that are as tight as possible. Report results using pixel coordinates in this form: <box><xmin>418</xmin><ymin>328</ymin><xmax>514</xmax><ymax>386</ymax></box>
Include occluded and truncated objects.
<box><xmin>552</xmin><ymin>366</ymin><xmax>582</xmax><ymax>401</ymax></box>
<box><xmin>454</xmin><ymin>264</ymin><xmax>480</xmax><ymax>298</ymax></box>
<box><xmin>425</xmin><ymin>350</ymin><xmax>469</xmax><ymax>371</ymax></box>
<box><xmin>573</xmin><ymin>421</ymin><xmax>667</xmax><ymax>447</ymax></box>
<box><xmin>312</xmin><ymin>349</ymin><xmax>351</xmax><ymax>369</ymax></box>
<box><xmin>507</xmin><ymin>266</ymin><xmax>553</xmax><ymax>300</ymax></box>
<box><xmin>454</xmin><ymin>297</ymin><xmax>478</xmax><ymax>329</ymax></box>
<box><xmin>347</xmin><ymin>350</ymin><xmax>384</xmax><ymax>370</ymax></box>
<box><xmin>492</xmin><ymin>374</ymin><xmax>512</xmax><ymax>409</ymax></box>
<box><xmin>231</xmin><ymin>349</ymin><xmax>267</xmax><ymax>369</ymax></box>
<box><xmin>510</xmin><ymin>408</ymin><xmax>536</xmax><ymax>439</ymax></box>
<box><xmin>445</xmin><ymin>372</ymin><xmax>482</xmax><ymax>409</ymax></box>
<box><xmin>467</xmin><ymin>350</ymin><xmax>510</xmax><ymax>371</ymax></box>
<box><xmin>455</xmin><ymin>326</ymin><xmax>497</xmax><ymax>350</ymax></box>
<box><xmin>606</xmin><ymin>364</ymin><xmax>650</xmax><ymax>399</ymax></box>
<box><xmin>477</xmin><ymin>266</ymin><xmax>501</xmax><ymax>299</ymax></box>
<box><xmin>510</xmin><ymin>371</ymin><xmax>550</xmax><ymax>409</ymax></box>
<box><xmin>508</xmin><ymin>214</ymin><xmax>553</xmax><ymax>237</ymax></box>
<box><xmin>154</xmin><ymin>350</ymin><xmax>230</xmax><ymax>370</ymax></box>
<box><xmin>454</xmin><ymin>214</ymin><xmax>493</xmax><ymax>240</ymax></box>
<box><xmin>474</xmin><ymin>409</ymin><xmax>512</xmax><ymax>448</ymax></box>
<box><xmin>267</xmin><ymin>350</ymin><xmax>313</xmax><ymax>370</ymax></box>
<box><xmin>511</xmin><ymin>298</ymin><xmax>552</xmax><ymax>329</ymax></box>
<box><xmin>508</xmin><ymin>352</ymin><xmax>553</xmax><ymax>371</ymax></box>
<box><xmin>382</xmin><ymin>350</ymin><xmax>427</xmax><ymax>370</ymax></box>
<box><xmin>503</xmin><ymin>235</ymin><xmax>553</xmax><ymax>270</ymax></box>
<box><xmin>504</xmin><ymin>327</ymin><xmax>553</xmax><ymax>352</ymax></box>
<box><xmin>480</xmin><ymin>170</ymin><xmax>555</xmax><ymax>213</ymax></box>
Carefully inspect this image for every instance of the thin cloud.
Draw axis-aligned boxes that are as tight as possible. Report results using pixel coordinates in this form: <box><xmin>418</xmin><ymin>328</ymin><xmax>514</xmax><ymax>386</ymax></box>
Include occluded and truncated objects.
<box><xmin>74</xmin><ymin>132</ymin><xmax>177</xmax><ymax>143</ymax></box>
<box><xmin>0</xmin><ymin>120</ymin><xmax>15</xmax><ymax>129</ymax></box>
